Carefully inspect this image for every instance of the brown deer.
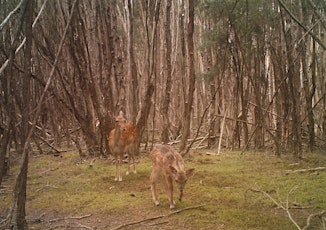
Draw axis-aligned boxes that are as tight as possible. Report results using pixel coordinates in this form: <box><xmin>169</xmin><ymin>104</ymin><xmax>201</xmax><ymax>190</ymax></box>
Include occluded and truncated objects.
<box><xmin>108</xmin><ymin>111</ymin><xmax>138</xmax><ymax>181</ymax></box>
<box><xmin>150</xmin><ymin>144</ymin><xmax>195</xmax><ymax>209</ymax></box>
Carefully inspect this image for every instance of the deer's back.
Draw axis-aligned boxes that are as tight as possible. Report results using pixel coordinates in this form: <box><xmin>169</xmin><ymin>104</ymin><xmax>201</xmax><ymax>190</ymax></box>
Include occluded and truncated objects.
<box><xmin>150</xmin><ymin>144</ymin><xmax>185</xmax><ymax>171</ymax></box>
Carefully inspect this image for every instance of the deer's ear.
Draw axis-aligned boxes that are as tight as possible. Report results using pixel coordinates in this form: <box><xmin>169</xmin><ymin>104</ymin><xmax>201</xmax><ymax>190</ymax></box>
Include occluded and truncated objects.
<box><xmin>119</xmin><ymin>111</ymin><xmax>124</xmax><ymax>117</ymax></box>
<box><xmin>186</xmin><ymin>168</ymin><xmax>195</xmax><ymax>177</ymax></box>
<box><xmin>169</xmin><ymin>165</ymin><xmax>178</xmax><ymax>176</ymax></box>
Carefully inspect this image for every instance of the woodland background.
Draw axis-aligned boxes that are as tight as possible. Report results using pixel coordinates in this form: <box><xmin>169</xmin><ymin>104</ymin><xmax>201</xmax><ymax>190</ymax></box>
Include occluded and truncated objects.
<box><xmin>0</xmin><ymin>0</ymin><xmax>325</xmax><ymax>228</ymax></box>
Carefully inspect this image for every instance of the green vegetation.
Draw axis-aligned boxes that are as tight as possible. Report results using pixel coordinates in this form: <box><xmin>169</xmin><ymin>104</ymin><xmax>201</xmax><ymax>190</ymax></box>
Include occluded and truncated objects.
<box><xmin>1</xmin><ymin>150</ymin><xmax>325</xmax><ymax>229</ymax></box>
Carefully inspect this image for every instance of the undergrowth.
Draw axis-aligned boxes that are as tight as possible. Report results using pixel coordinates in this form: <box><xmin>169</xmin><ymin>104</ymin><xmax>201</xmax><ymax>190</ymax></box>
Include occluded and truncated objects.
<box><xmin>0</xmin><ymin>149</ymin><xmax>325</xmax><ymax>229</ymax></box>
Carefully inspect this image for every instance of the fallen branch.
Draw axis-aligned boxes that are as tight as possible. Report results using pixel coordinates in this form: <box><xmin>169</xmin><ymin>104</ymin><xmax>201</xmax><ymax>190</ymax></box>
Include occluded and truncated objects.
<box><xmin>46</xmin><ymin>222</ymin><xmax>93</xmax><ymax>230</ymax></box>
<box><xmin>111</xmin><ymin>204</ymin><xmax>206</xmax><ymax>230</ymax></box>
<box><xmin>48</xmin><ymin>214</ymin><xmax>92</xmax><ymax>223</ymax></box>
<box><xmin>247</xmin><ymin>187</ymin><xmax>301</xmax><ymax>230</ymax></box>
<box><xmin>28</xmin><ymin>212</ymin><xmax>46</xmax><ymax>224</ymax></box>
<box><xmin>247</xmin><ymin>187</ymin><xmax>326</xmax><ymax>230</ymax></box>
<box><xmin>285</xmin><ymin>167</ymin><xmax>326</xmax><ymax>175</ymax></box>
<box><xmin>39</xmin><ymin>167</ymin><xmax>59</xmax><ymax>175</ymax></box>
<box><xmin>302</xmin><ymin>210</ymin><xmax>326</xmax><ymax>230</ymax></box>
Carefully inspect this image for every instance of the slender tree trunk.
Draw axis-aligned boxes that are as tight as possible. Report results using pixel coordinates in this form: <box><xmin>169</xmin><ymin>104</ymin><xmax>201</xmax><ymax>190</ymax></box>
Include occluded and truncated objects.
<box><xmin>282</xmin><ymin>10</ymin><xmax>302</xmax><ymax>158</ymax></box>
<box><xmin>0</xmin><ymin>122</ymin><xmax>11</xmax><ymax>185</ymax></box>
<box><xmin>302</xmin><ymin>40</ymin><xmax>316</xmax><ymax>152</ymax></box>
<box><xmin>12</xmin><ymin>0</ymin><xmax>33</xmax><ymax>228</ymax></box>
<box><xmin>180</xmin><ymin>0</ymin><xmax>196</xmax><ymax>154</ymax></box>
<box><xmin>126</xmin><ymin>0</ymin><xmax>138</xmax><ymax>123</ymax></box>
<box><xmin>161</xmin><ymin>0</ymin><xmax>172</xmax><ymax>143</ymax></box>
<box><xmin>136</xmin><ymin>0</ymin><xmax>161</xmax><ymax>147</ymax></box>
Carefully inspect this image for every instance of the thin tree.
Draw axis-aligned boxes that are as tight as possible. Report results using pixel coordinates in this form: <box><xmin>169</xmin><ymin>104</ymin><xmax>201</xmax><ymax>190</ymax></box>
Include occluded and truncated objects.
<box><xmin>161</xmin><ymin>0</ymin><xmax>172</xmax><ymax>143</ymax></box>
<box><xmin>180</xmin><ymin>0</ymin><xmax>196</xmax><ymax>154</ymax></box>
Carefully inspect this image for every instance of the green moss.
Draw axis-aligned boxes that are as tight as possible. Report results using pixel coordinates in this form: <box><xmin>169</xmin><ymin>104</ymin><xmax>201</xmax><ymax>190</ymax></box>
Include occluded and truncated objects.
<box><xmin>1</xmin><ymin>149</ymin><xmax>326</xmax><ymax>229</ymax></box>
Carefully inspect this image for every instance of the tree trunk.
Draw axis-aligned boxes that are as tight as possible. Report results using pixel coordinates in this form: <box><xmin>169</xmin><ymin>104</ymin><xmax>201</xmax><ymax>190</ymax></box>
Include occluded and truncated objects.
<box><xmin>180</xmin><ymin>0</ymin><xmax>196</xmax><ymax>154</ymax></box>
<box><xmin>161</xmin><ymin>0</ymin><xmax>172</xmax><ymax>143</ymax></box>
<box><xmin>126</xmin><ymin>0</ymin><xmax>138</xmax><ymax>123</ymax></box>
<box><xmin>12</xmin><ymin>0</ymin><xmax>33</xmax><ymax>228</ymax></box>
<box><xmin>281</xmin><ymin>9</ymin><xmax>302</xmax><ymax>158</ymax></box>
<box><xmin>302</xmin><ymin>40</ymin><xmax>316</xmax><ymax>152</ymax></box>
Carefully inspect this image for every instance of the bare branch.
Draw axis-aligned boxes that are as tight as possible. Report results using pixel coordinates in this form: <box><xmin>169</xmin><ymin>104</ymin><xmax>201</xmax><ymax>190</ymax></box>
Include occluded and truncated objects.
<box><xmin>49</xmin><ymin>214</ymin><xmax>92</xmax><ymax>223</ymax></box>
<box><xmin>111</xmin><ymin>204</ymin><xmax>206</xmax><ymax>230</ymax></box>
<box><xmin>0</xmin><ymin>0</ymin><xmax>24</xmax><ymax>31</ymax></box>
<box><xmin>285</xmin><ymin>167</ymin><xmax>326</xmax><ymax>175</ymax></box>
<box><xmin>0</xmin><ymin>0</ymin><xmax>49</xmax><ymax>77</ymax></box>
<box><xmin>302</xmin><ymin>210</ymin><xmax>326</xmax><ymax>230</ymax></box>
<box><xmin>248</xmin><ymin>187</ymin><xmax>301</xmax><ymax>229</ymax></box>
<box><xmin>278</xmin><ymin>0</ymin><xmax>326</xmax><ymax>50</ymax></box>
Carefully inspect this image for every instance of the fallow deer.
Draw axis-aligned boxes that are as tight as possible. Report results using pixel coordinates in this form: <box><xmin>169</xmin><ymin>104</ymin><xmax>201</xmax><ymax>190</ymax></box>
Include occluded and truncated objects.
<box><xmin>150</xmin><ymin>144</ymin><xmax>195</xmax><ymax>209</ymax></box>
<box><xmin>108</xmin><ymin>111</ymin><xmax>138</xmax><ymax>181</ymax></box>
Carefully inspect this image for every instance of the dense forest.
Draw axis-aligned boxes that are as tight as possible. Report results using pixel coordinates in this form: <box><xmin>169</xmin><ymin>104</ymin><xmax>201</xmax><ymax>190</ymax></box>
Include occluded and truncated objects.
<box><xmin>0</xmin><ymin>0</ymin><xmax>325</xmax><ymax>228</ymax></box>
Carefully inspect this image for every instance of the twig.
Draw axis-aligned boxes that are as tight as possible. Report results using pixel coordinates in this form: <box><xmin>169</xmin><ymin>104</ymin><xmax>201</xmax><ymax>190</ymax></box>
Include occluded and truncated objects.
<box><xmin>49</xmin><ymin>214</ymin><xmax>92</xmax><ymax>223</ymax></box>
<box><xmin>35</xmin><ymin>183</ymin><xmax>59</xmax><ymax>193</ymax></box>
<box><xmin>247</xmin><ymin>188</ymin><xmax>284</xmax><ymax>209</ymax></box>
<box><xmin>39</xmin><ymin>167</ymin><xmax>59</xmax><ymax>175</ymax></box>
<box><xmin>76</xmin><ymin>222</ymin><xmax>94</xmax><ymax>230</ymax></box>
<box><xmin>247</xmin><ymin>187</ymin><xmax>310</xmax><ymax>230</ymax></box>
<box><xmin>46</xmin><ymin>222</ymin><xmax>93</xmax><ymax>230</ymax></box>
<box><xmin>302</xmin><ymin>210</ymin><xmax>326</xmax><ymax>230</ymax></box>
<box><xmin>182</xmin><ymin>81</ymin><xmax>221</xmax><ymax>156</ymax></box>
<box><xmin>0</xmin><ymin>0</ymin><xmax>24</xmax><ymax>31</ymax></box>
<box><xmin>278</xmin><ymin>0</ymin><xmax>326</xmax><ymax>50</ymax></box>
<box><xmin>28</xmin><ymin>212</ymin><xmax>46</xmax><ymax>224</ymax></box>
<box><xmin>111</xmin><ymin>204</ymin><xmax>206</xmax><ymax>230</ymax></box>
<box><xmin>285</xmin><ymin>167</ymin><xmax>326</xmax><ymax>175</ymax></box>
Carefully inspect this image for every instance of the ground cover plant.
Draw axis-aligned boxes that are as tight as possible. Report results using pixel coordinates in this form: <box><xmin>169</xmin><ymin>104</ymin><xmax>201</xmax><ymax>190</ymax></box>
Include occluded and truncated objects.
<box><xmin>1</xmin><ymin>149</ymin><xmax>325</xmax><ymax>229</ymax></box>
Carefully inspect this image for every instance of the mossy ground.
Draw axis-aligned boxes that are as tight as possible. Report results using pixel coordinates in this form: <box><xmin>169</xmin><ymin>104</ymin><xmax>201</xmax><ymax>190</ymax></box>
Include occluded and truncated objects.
<box><xmin>1</xmin><ymin>149</ymin><xmax>325</xmax><ymax>229</ymax></box>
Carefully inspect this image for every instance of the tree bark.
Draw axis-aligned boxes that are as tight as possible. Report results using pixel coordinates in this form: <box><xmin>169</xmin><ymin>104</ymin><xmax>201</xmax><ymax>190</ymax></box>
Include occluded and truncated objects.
<box><xmin>161</xmin><ymin>0</ymin><xmax>172</xmax><ymax>143</ymax></box>
<box><xmin>12</xmin><ymin>0</ymin><xmax>33</xmax><ymax>228</ymax></box>
<box><xmin>180</xmin><ymin>0</ymin><xmax>196</xmax><ymax>154</ymax></box>
<box><xmin>126</xmin><ymin>0</ymin><xmax>138</xmax><ymax>123</ymax></box>
<box><xmin>281</xmin><ymin>7</ymin><xmax>302</xmax><ymax>158</ymax></box>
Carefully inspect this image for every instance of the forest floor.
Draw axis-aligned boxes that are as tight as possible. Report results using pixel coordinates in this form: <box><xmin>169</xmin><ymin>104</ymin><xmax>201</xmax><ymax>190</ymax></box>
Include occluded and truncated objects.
<box><xmin>1</xmin><ymin>147</ymin><xmax>326</xmax><ymax>229</ymax></box>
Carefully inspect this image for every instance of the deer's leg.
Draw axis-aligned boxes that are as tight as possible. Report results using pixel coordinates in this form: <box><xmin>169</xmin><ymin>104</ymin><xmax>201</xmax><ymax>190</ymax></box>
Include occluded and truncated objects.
<box><xmin>126</xmin><ymin>151</ymin><xmax>130</xmax><ymax>176</ymax></box>
<box><xmin>114</xmin><ymin>153</ymin><xmax>119</xmax><ymax>181</ymax></box>
<box><xmin>166</xmin><ymin>176</ymin><xmax>175</xmax><ymax>209</ymax></box>
<box><xmin>131</xmin><ymin>146</ymin><xmax>136</xmax><ymax>174</ymax></box>
<box><xmin>118</xmin><ymin>152</ymin><xmax>123</xmax><ymax>181</ymax></box>
<box><xmin>150</xmin><ymin>167</ymin><xmax>160</xmax><ymax>206</ymax></box>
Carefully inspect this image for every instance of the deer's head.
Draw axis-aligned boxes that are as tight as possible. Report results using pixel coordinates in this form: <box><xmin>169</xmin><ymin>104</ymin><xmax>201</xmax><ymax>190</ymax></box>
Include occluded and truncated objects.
<box><xmin>114</xmin><ymin>111</ymin><xmax>127</xmax><ymax>131</ymax></box>
<box><xmin>169</xmin><ymin>166</ymin><xmax>195</xmax><ymax>201</ymax></box>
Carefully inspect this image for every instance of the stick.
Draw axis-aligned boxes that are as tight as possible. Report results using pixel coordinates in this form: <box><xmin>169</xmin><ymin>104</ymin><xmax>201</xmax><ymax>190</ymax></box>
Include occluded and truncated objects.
<box><xmin>285</xmin><ymin>167</ymin><xmax>326</xmax><ymax>175</ymax></box>
<box><xmin>247</xmin><ymin>187</ymin><xmax>302</xmax><ymax>230</ymax></box>
<box><xmin>49</xmin><ymin>214</ymin><xmax>92</xmax><ymax>223</ymax></box>
<box><xmin>302</xmin><ymin>210</ymin><xmax>326</xmax><ymax>230</ymax></box>
<box><xmin>111</xmin><ymin>204</ymin><xmax>206</xmax><ymax>230</ymax></box>
<box><xmin>0</xmin><ymin>0</ymin><xmax>24</xmax><ymax>31</ymax></box>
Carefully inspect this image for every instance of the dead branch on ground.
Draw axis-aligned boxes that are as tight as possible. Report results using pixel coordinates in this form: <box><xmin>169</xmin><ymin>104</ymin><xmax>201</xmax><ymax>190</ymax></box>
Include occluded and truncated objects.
<box><xmin>48</xmin><ymin>214</ymin><xmax>92</xmax><ymax>223</ymax></box>
<box><xmin>285</xmin><ymin>166</ymin><xmax>326</xmax><ymax>175</ymax></box>
<box><xmin>247</xmin><ymin>187</ymin><xmax>326</xmax><ymax>230</ymax></box>
<box><xmin>302</xmin><ymin>210</ymin><xmax>326</xmax><ymax>230</ymax></box>
<box><xmin>46</xmin><ymin>222</ymin><xmax>93</xmax><ymax>230</ymax></box>
<box><xmin>111</xmin><ymin>204</ymin><xmax>206</xmax><ymax>230</ymax></box>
